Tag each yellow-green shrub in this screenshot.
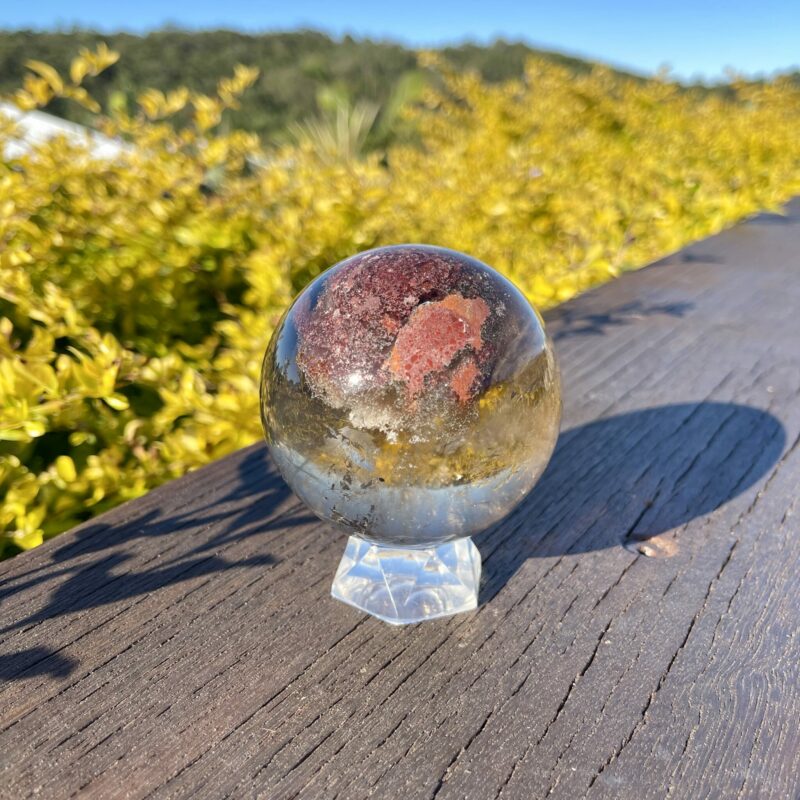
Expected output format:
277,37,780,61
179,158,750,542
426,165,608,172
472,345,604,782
1,48,799,556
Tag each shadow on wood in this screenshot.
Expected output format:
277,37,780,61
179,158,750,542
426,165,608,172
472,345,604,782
477,401,785,603
551,299,693,341
0,646,78,683
0,448,314,681
0,402,785,680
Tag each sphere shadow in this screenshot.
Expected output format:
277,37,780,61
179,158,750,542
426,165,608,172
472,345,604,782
475,402,786,605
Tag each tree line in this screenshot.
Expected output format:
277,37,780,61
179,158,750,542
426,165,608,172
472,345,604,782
0,29,632,138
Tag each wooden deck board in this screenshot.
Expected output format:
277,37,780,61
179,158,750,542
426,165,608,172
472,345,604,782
1,203,799,799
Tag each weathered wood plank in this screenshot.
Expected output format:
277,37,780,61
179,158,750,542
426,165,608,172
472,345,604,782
1,203,799,800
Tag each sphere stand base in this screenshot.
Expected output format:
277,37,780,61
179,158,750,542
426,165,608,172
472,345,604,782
331,535,481,625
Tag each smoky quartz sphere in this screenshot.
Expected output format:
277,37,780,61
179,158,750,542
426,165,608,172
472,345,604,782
260,245,561,548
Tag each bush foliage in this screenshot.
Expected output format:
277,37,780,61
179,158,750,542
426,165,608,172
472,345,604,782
1,47,799,556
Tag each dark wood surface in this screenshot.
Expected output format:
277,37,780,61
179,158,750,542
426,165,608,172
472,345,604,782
2,203,800,800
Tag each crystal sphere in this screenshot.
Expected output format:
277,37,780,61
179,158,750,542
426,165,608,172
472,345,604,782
260,245,561,548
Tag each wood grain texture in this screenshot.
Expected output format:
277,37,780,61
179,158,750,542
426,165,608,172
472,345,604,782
2,203,800,800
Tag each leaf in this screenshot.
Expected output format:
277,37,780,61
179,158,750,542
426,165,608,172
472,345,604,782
138,88,166,119
20,76,53,107
94,42,120,70
24,60,64,93
104,394,130,411
11,89,38,111
14,528,44,550
55,455,78,483
0,428,29,442
23,420,47,438
64,85,101,113
70,56,90,85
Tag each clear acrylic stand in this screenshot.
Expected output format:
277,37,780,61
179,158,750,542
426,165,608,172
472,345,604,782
331,535,481,625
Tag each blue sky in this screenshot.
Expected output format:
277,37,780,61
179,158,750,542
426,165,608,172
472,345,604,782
1,0,798,81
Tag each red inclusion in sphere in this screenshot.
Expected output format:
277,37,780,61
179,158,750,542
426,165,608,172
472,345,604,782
293,246,506,409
